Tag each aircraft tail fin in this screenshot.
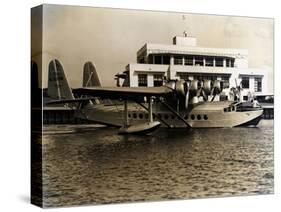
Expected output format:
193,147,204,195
83,62,101,87
47,59,74,100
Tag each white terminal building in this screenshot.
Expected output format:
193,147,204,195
117,35,268,102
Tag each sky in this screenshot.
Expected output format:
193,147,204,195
32,4,274,92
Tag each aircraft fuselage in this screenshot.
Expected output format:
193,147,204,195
74,101,263,128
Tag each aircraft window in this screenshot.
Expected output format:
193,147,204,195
145,114,148,119
232,106,235,111
133,113,137,119
184,115,188,120
139,113,143,119
203,115,208,120
224,107,231,112
191,114,195,120
158,114,162,119
197,115,201,120
164,114,169,119
153,114,156,119
128,114,131,118
171,115,175,120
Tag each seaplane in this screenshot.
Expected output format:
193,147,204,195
46,59,263,134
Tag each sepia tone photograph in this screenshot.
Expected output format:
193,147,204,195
31,4,274,208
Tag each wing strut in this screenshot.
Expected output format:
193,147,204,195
123,98,129,127
148,97,153,123
159,99,191,128
136,100,171,128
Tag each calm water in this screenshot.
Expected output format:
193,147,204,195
41,120,274,207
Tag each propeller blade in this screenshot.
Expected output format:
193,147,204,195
210,87,214,97
185,90,189,110
211,94,216,102
196,87,202,97
202,89,207,101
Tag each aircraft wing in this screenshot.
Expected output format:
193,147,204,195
45,97,96,105
73,86,173,99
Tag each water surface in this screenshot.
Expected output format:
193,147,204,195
42,120,274,207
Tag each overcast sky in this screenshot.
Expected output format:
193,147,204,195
35,4,273,91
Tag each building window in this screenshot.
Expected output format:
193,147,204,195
194,74,216,81
153,74,163,87
226,59,230,67
148,55,153,64
174,56,183,65
243,96,248,101
184,56,193,66
154,55,162,64
163,55,170,65
177,72,189,81
138,74,147,87
230,59,235,67
254,77,262,92
195,56,204,66
215,57,223,67
241,77,249,89
225,58,234,67
205,57,214,67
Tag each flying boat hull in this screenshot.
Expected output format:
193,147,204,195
75,101,263,129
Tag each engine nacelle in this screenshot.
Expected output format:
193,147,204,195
190,80,198,91
173,79,189,109
203,80,212,95
175,79,188,98
213,80,221,92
